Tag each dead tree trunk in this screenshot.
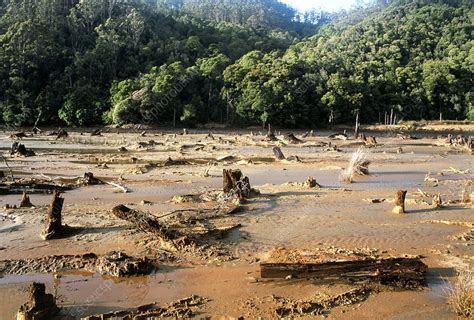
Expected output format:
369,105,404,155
17,282,59,320
112,205,180,240
392,190,407,214
41,190,64,240
19,192,34,208
260,257,427,288
272,147,286,160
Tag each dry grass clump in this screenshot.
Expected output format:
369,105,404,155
340,147,370,183
445,270,473,318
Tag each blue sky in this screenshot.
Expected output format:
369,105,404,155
281,0,360,12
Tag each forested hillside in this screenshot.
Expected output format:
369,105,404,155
0,0,472,128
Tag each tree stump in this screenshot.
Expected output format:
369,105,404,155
264,131,278,142
223,169,244,193
10,142,35,157
19,192,34,208
41,190,64,240
16,283,59,320
284,133,303,144
272,147,286,160
432,194,443,209
80,172,102,186
55,129,68,140
358,133,367,142
392,190,407,214
90,129,102,136
366,136,377,146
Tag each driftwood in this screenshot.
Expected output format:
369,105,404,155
41,190,65,240
82,295,207,320
16,283,59,320
112,205,181,240
260,257,427,287
19,192,34,208
392,190,407,214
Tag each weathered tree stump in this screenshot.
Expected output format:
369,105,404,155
55,129,68,140
16,282,59,320
432,194,443,209
392,190,407,214
305,176,321,188
10,142,35,157
19,192,34,208
264,131,278,142
284,133,303,144
41,190,64,240
366,136,377,146
222,169,257,200
272,147,286,160
223,169,244,193
80,172,103,186
358,133,367,142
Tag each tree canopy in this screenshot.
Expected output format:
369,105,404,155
0,0,472,127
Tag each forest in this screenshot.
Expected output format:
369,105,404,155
0,0,472,128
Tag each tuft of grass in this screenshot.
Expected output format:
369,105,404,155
340,147,370,183
445,270,473,318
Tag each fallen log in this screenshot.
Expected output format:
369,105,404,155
260,257,427,288
112,205,181,240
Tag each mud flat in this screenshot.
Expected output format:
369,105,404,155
0,127,472,319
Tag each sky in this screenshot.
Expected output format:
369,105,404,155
281,0,360,12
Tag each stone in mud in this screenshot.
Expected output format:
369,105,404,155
95,251,154,277
16,282,59,320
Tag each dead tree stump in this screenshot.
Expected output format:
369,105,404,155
392,190,407,214
273,147,286,160
55,129,68,140
222,169,257,200
432,194,443,209
366,136,377,146
41,191,64,240
19,192,34,208
223,169,244,193
16,282,59,320
10,142,35,157
284,133,303,144
264,131,278,142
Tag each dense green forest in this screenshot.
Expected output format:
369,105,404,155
0,0,472,128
